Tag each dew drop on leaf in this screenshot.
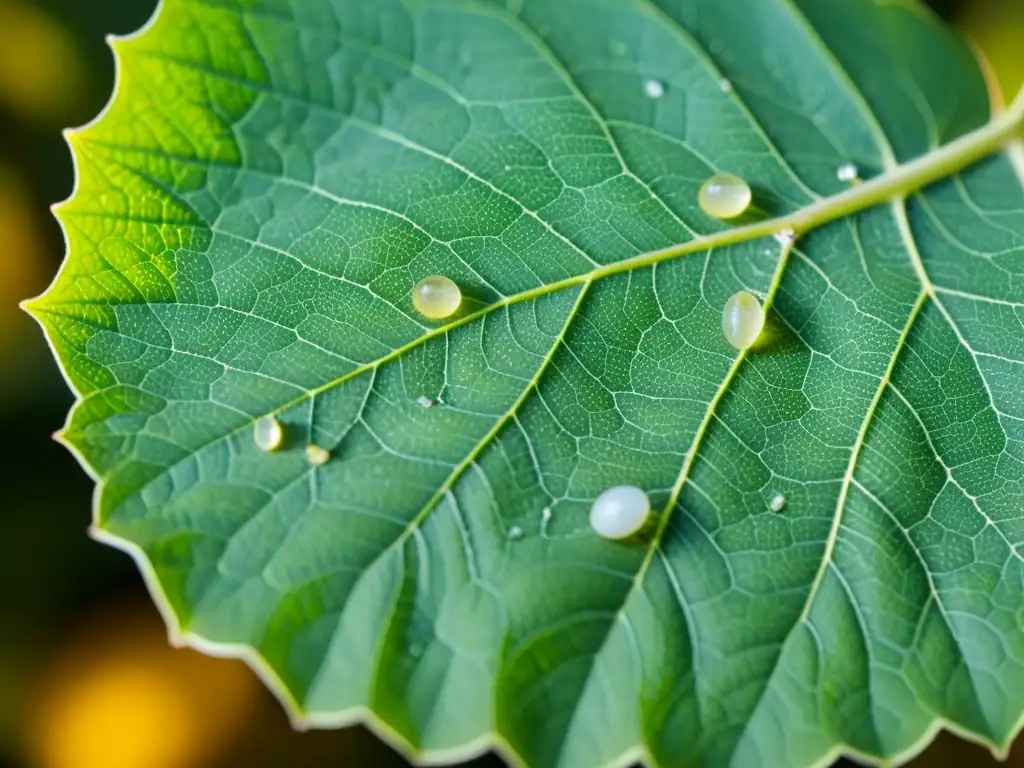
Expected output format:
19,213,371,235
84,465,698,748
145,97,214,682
253,416,283,452
590,485,650,540
698,173,751,219
412,276,462,319
722,291,765,350
305,444,330,466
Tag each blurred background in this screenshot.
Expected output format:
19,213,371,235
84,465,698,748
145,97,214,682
0,0,1020,766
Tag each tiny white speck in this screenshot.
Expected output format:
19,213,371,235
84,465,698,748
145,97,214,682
773,228,797,247
508,525,524,541
503,164,512,172
836,162,859,182
644,79,665,99
542,507,552,523
769,494,786,513
306,444,330,466
719,78,733,93
611,41,627,56
415,395,434,408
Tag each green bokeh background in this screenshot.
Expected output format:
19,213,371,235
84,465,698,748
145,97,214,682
0,1,1020,766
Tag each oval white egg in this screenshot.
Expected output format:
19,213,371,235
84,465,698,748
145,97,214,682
698,172,752,220
253,416,283,452
413,275,462,319
722,291,765,350
590,485,651,540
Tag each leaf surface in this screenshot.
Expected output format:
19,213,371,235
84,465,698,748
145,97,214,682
28,1,1024,766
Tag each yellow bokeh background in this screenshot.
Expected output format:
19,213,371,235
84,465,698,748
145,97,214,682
24,609,258,768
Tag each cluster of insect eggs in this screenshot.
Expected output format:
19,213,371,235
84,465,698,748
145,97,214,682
408,179,768,346
253,174,778,535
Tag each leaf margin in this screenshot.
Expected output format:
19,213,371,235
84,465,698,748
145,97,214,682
20,0,1024,766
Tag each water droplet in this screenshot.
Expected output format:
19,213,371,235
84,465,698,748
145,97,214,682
508,525,524,541
305,444,330,466
590,485,650,540
415,395,434,408
254,416,284,451
769,494,786,513
722,292,765,351
413,275,462,319
772,228,797,247
643,79,665,99
698,173,752,220
836,162,859,183
719,78,733,93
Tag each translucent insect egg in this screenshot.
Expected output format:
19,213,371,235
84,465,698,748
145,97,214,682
305,444,330,466
644,79,665,99
412,276,461,319
253,416,283,451
508,525,524,541
698,173,752,220
769,494,786,513
590,485,651,540
722,291,765,350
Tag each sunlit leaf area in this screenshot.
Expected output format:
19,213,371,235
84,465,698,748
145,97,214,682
3,1,1023,767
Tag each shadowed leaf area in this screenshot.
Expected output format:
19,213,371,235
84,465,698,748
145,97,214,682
26,0,1024,766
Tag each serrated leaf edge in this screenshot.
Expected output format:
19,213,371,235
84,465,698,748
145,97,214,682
19,0,1024,765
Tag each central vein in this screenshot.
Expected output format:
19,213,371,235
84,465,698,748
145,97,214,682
261,86,1024,426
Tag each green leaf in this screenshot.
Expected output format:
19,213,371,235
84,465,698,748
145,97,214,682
26,0,1024,766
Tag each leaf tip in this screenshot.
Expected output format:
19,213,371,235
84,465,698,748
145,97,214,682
17,292,57,326
18,295,40,317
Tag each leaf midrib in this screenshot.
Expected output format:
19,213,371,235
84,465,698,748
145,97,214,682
71,86,1024,596
67,86,1024,440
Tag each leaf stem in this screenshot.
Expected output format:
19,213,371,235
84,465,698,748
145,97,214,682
246,89,1024,427
599,84,1024,278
